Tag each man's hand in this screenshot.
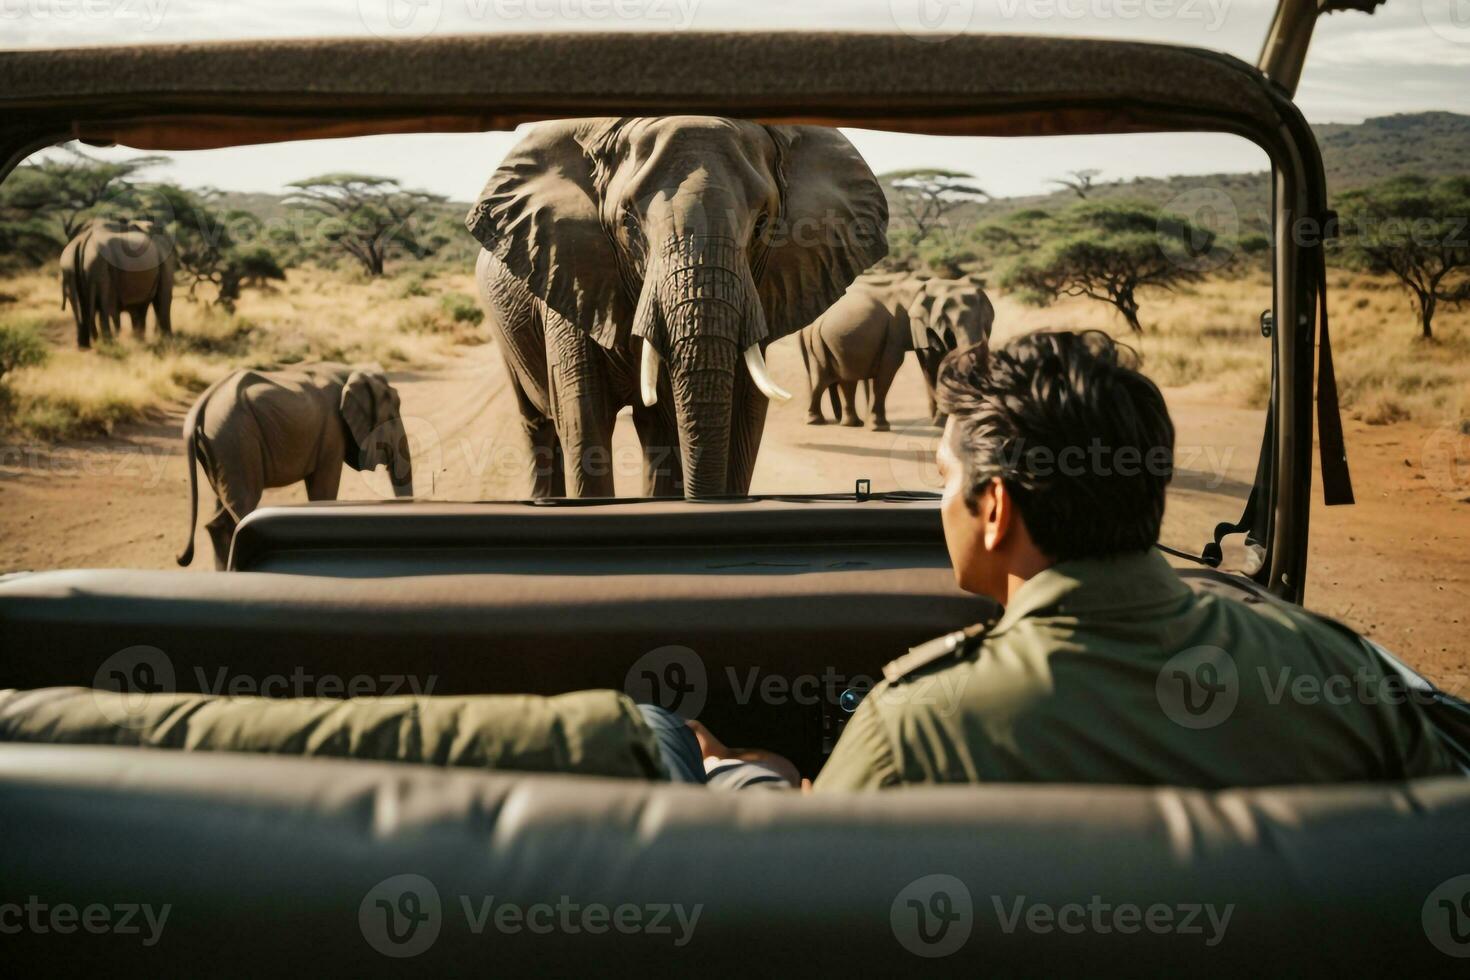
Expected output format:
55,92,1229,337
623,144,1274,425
686,719,803,787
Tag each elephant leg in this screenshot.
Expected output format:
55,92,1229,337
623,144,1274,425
502,360,563,499
632,400,684,498
828,386,842,421
838,381,863,427
870,369,897,432
545,315,615,498
802,336,827,425
129,307,148,339
806,381,829,425
481,256,566,498
527,415,564,499
916,348,944,425
871,348,905,432
305,464,342,502
204,505,236,571
153,283,173,336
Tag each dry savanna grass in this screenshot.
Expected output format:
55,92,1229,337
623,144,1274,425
991,270,1470,425
0,263,486,439
1,261,1466,442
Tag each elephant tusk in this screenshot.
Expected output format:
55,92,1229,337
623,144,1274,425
640,340,661,407
744,344,792,403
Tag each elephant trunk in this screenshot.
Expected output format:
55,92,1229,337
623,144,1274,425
637,241,757,498
670,333,737,498
387,420,414,499
665,267,742,498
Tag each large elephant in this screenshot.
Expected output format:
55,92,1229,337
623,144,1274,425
799,273,994,429
467,117,888,498
176,364,413,569
62,218,175,348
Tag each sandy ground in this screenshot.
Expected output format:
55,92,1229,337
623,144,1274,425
2,338,1466,696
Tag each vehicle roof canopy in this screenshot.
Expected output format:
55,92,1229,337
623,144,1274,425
0,32,1290,152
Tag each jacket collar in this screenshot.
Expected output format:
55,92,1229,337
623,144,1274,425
994,548,1192,632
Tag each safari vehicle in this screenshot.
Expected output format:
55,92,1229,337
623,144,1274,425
1,1,1468,974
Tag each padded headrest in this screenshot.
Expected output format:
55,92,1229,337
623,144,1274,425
2,743,1466,974
0,687,661,780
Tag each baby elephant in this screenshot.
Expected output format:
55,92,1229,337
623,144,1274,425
177,363,414,569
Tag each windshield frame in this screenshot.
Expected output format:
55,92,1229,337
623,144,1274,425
0,31,1334,603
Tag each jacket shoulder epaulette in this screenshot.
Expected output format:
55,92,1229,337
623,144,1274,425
882,612,1000,683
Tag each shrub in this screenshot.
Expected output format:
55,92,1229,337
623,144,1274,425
0,318,48,384
399,277,430,298
439,292,484,325
397,309,452,335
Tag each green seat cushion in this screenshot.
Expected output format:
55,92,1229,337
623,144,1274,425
0,687,663,780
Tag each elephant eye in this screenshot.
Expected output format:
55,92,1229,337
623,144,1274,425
752,212,770,242
621,209,641,242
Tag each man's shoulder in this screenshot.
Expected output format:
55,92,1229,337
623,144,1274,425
1196,585,1372,658
867,613,1060,727
881,608,1004,686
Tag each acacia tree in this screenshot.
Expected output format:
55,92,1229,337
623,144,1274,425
989,200,1221,333
285,174,445,277
4,148,168,241
0,194,57,269
146,184,287,311
880,168,989,248
1050,169,1103,200
1335,175,1470,340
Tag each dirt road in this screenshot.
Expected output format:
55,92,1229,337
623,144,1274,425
2,338,1465,694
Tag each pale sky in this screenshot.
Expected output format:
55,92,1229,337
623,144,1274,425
6,0,1468,199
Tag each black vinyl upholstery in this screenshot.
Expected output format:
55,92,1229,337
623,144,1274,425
0,501,998,774
1,744,1466,975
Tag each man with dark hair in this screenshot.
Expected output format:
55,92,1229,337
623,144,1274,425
812,330,1459,790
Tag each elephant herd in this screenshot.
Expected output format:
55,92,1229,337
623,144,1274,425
469,116,993,500
153,116,992,567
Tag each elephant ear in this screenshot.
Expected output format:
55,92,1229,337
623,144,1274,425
341,370,397,470
906,286,951,352
756,126,888,342
465,119,630,349
908,282,996,351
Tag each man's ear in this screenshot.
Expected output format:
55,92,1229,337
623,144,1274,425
983,478,1014,552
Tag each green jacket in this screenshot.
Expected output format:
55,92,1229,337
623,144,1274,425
815,550,1459,791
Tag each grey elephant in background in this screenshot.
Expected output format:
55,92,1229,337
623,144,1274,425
468,116,888,499
60,218,175,348
799,272,994,429
908,275,996,426
177,364,413,569
58,233,88,346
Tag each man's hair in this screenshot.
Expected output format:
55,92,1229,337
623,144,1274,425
936,330,1173,561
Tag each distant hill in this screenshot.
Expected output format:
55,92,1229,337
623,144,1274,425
926,112,1470,243
201,112,1468,255
1315,111,1470,189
